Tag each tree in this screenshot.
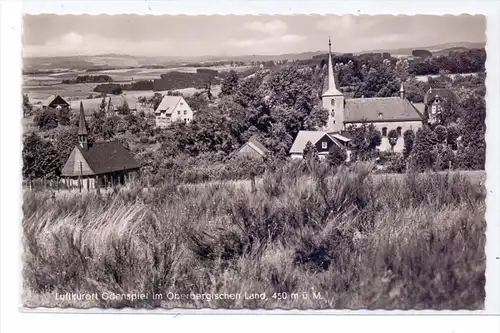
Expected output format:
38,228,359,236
446,123,460,150
326,144,347,167
434,125,448,144
56,107,71,126
35,109,58,131
348,123,382,161
118,100,130,115
22,94,33,118
303,141,319,170
22,132,60,180
409,126,438,172
403,129,415,159
387,129,399,152
220,70,239,96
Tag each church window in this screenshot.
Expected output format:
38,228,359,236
331,110,335,118
331,99,335,106
322,141,327,149
382,127,387,137
397,127,402,136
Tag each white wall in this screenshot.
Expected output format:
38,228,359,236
171,97,194,124
347,120,423,152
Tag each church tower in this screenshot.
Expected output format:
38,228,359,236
322,37,344,133
78,101,88,150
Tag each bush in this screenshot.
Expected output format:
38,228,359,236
23,166,486,309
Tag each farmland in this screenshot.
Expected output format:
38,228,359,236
23,65,250,105
22,164,486,309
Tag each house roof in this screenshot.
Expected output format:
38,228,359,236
344,97,424,123
42,95,69,107
155,96,182,114
240,137,270,156
77,141,141,175
412,102,426,115
289,131,329,154
423,88,456,105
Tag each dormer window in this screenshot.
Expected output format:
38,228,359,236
322,141,327,149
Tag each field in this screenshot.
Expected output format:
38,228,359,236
22,164,486,309
23,65,249,103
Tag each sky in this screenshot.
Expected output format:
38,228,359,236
23,14,486,58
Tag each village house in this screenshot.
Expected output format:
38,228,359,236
289,131,353,160
60,102,141,190
154,95,194,128
236,137,270,159
290,39,425,158
42,94,70,111
423,87,456,125
71,95,142,115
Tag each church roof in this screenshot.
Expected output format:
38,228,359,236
78,101,87,135
77,141,140,175
344,97,424,123
323,39,343,96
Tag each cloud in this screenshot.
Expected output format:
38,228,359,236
23,32,170,57
226,34,305,53
242,20,288,35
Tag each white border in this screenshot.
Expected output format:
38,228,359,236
2,1,499,331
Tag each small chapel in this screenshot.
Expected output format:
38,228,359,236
60,102,141,190
290,39,425,158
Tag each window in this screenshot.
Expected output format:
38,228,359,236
382,127,387,137
331,110,335,118
397,127,402,136
322,141,327,149
177,110,181,115
431,105,437,114
183,110,187,115
331,99,335,106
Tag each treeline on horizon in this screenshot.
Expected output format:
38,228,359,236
90,48,485,95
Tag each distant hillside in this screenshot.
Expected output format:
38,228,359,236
23,41,485,72
360,41,485,56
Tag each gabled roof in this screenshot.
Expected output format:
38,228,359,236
423,88,456,105
155,96,182,114
77,141,140,175
344,97,424,123
239,137,270,157
289,131,328,154
42,94,69,107
412,102,426,116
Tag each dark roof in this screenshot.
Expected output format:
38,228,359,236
344,97,424,123
42,95,70,107
424,88,456,105
78,141,140,175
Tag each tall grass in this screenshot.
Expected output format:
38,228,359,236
22,163,486,309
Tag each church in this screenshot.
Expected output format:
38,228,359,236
60,102,141,190
290,39,425,158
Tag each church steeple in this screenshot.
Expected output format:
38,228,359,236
322,37,344,132
399,81,405,99
324,36,342,96
78,101,88,149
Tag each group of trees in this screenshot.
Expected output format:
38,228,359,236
22,47,486,184
62,74,113,84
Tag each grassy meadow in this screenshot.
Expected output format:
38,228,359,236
22,163,486,309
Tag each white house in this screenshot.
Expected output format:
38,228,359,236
154,95,193,128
